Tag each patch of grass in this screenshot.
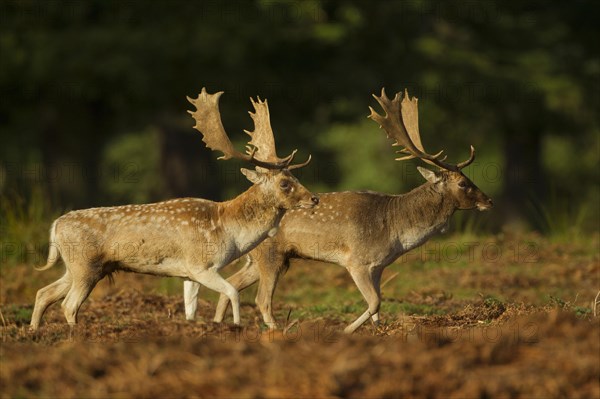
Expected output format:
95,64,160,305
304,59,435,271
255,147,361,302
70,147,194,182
157,277,183,296
338,302,366,316
528,193,595,241
549,294,596,319
549,295,568,309
451,211,492,237
0,187,60,268
1,304,33,326
573,306,592,318
483,295,504,309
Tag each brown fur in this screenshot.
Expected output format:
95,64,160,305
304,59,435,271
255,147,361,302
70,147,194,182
30,168,317,330
203,168,492,333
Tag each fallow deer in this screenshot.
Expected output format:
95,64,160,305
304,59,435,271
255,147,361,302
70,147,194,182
184,88,492,333
30,88,318,330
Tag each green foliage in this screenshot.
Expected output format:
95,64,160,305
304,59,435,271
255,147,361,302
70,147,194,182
0,187,59,267
573,306,592,318
0,1,598,233
549,295,595,319
1,304,33,326
318,119,419,193
527,191,594,238
100,128,164,204
483,295,505,312
451,211,492,237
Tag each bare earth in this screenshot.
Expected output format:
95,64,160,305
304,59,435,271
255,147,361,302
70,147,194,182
1,234,599,398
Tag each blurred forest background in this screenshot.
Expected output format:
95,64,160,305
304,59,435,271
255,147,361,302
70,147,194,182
1,0,599,240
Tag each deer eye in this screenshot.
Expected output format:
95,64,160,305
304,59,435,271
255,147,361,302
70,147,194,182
458,181,468,189
279,180,290,189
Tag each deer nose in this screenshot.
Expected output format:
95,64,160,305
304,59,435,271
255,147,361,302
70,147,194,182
487,198,494,207
311,195,319,205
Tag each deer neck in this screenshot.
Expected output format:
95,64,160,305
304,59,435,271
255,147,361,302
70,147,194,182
390,182,456,251
220,184,285,253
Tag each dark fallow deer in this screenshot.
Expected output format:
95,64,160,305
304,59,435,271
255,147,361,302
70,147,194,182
184,88,493,333
30,88,318,331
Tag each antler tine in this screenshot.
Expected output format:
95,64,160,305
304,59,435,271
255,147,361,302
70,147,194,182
243,95,311,171
287,153,312,170
456,145,476,169
369,88,461,171
245,96,293,164
400,88,427,153
187,88,288,170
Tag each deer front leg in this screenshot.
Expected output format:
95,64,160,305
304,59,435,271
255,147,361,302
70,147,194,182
214,256,260,323
183,280,200,321
254,251,287,329
255,268,283,329
344,266,382,334
370,268,383,324
190,268,241,325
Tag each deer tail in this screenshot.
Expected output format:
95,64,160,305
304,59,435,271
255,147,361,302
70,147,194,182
35,219,61,271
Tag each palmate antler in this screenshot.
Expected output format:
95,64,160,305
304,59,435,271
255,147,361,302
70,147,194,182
187,88,310,170
368,88,475,171
244,97,311,170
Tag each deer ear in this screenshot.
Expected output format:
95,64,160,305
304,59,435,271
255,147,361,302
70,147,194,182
417,166,442,184
241,168,265,184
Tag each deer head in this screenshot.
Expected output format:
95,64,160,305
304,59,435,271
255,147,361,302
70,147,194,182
187,88,318,210
369,88,493,211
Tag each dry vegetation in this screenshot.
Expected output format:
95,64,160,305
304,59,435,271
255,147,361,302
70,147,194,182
1,233,599,398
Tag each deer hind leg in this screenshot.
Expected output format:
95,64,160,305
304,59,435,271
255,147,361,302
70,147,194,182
30,271,73,330
60,264,101,326
214,255,260,323
183,280,200,321
344,266,382,334
191,268,241,325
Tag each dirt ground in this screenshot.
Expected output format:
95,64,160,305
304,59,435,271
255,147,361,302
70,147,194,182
0,291,598,398
1,234,599,398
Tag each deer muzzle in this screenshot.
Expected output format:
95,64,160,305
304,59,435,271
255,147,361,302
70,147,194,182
296,195,319,209
476,197,493,211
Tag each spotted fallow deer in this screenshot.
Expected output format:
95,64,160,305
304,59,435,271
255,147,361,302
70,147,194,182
183,88,493,333
30,88,318,330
